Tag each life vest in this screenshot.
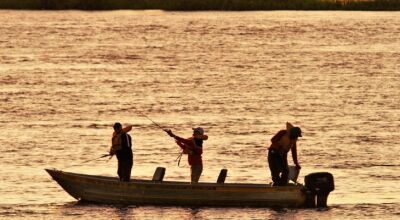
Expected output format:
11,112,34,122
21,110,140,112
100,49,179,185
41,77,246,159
110,132,132,155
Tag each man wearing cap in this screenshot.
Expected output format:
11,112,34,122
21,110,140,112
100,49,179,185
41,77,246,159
165,127,208,183
267,122,302,186
110,122,133,182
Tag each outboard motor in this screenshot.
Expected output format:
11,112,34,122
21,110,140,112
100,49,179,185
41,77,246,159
304,172,334,208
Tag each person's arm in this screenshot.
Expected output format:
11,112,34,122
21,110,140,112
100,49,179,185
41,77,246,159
164,129,192,150
165,129,188,142
173,135,188,144
122,124,133,133
175,140,186,150
165,129,175,137
291,141,301,169
176,137,195,155
286,122,294,131
174,136,186,150
110,135,121,155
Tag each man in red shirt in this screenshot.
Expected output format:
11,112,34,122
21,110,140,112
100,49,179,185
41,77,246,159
268,122,302,186
165,127,208,183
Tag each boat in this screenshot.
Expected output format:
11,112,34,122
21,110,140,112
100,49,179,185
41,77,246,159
45,167,334,208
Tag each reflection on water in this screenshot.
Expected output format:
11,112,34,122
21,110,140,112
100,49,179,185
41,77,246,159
0,10,399,219
51,202,398,220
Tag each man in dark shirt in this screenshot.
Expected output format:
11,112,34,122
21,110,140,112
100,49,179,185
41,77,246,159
268,122,302,186
111,122,133,182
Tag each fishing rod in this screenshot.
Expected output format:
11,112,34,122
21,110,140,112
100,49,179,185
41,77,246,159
140,113,183,166
140,113,168,133
63,154,111,169
80,154,111,163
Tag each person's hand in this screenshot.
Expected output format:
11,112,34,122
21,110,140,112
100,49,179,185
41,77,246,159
109,148,116,156
164,129,174,137
295,164,301,170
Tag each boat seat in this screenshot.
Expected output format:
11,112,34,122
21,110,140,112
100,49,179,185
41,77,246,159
152,167,165,182
217,169,227,183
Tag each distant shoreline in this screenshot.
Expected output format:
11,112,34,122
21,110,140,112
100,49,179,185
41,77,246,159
0,0,399,11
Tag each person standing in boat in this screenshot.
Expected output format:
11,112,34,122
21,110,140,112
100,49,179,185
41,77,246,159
110,122,133,182
165,127,208,183
268,122,302,186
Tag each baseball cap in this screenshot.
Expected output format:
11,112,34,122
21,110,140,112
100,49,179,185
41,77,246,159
192,127,205,135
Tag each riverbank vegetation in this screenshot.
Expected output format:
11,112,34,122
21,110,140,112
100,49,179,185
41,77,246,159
0,0,398,10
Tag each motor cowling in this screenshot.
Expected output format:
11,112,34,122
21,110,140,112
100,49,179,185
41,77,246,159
304,172,334,208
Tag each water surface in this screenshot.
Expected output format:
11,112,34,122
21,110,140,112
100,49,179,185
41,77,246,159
0,10,399,219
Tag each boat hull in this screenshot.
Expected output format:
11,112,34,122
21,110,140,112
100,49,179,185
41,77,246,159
46,169,306,207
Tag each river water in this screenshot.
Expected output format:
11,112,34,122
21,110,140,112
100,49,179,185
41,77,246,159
0,10,399,219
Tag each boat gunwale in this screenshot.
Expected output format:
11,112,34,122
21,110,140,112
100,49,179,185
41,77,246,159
45,168,304,189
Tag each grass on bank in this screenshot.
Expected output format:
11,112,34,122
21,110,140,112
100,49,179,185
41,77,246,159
0,0,399,10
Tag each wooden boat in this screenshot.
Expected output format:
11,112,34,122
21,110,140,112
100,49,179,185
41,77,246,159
45,168,334,208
